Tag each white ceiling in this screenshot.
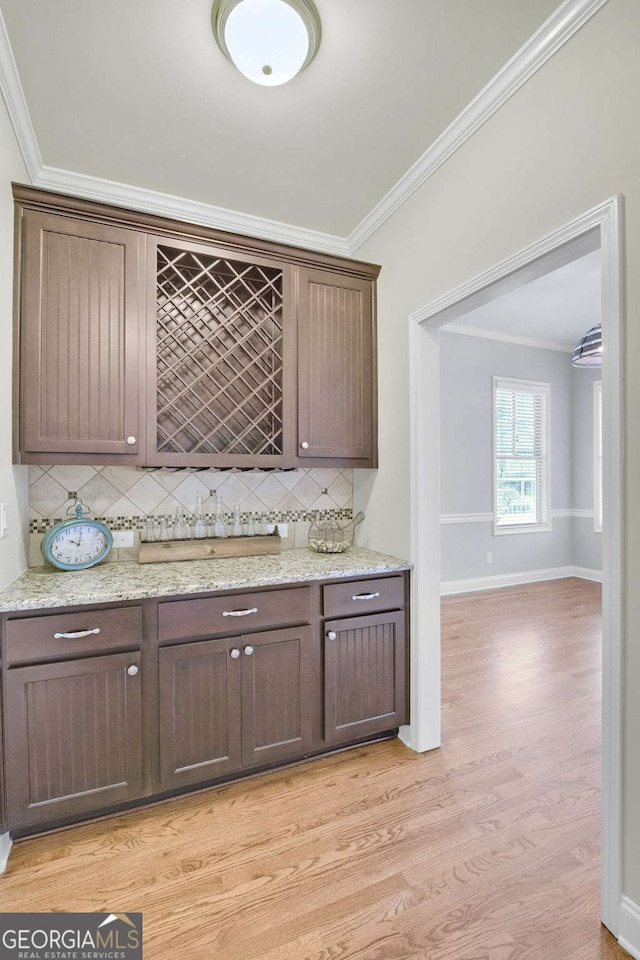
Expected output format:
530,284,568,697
450,249,601,348
0,0,560,235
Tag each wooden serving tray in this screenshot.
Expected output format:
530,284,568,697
138,534,282,564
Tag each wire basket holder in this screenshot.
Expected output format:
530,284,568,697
308,512,364,554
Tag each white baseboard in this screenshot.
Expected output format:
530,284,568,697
573,565,603,582
619,896,640,960
441,564,603,595
441,566,574,595
0,832,12,874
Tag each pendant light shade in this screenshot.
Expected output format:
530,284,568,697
572,323,602,367
212,0,321,86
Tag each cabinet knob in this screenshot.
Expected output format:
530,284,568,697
244,645,255,656
230,648,241,659
126,436,137,446
326,631,337,641
127,664,139,676
300,441,310,450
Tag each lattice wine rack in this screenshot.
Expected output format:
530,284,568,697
156,244,285,458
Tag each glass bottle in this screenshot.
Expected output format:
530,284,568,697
173,507,188,540
206,489,216,538
143,516,156,543
194,496,207,539
246,515,256,538
159,518,170,542
214,495,227,538
232,504,243,537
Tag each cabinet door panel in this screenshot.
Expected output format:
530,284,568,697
241,627,314,767
21,211,143,457
324,612,405,744
298,268,374,461
4,652,143,830
159,638,242,787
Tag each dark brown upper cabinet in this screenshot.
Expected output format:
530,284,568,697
17,209,146,464
146,236,296,468
13,185,379,468
297,268,375,464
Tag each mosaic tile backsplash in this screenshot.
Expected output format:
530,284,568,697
28,465,353,566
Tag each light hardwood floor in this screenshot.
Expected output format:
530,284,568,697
0,578,628,959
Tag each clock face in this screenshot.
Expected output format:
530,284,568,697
44,521,112,570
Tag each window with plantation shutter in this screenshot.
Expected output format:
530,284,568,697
493,377,551,534
594,381,603,533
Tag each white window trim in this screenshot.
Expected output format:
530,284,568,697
493,376,552,536
594,379,603,533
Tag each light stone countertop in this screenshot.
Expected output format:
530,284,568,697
0,546,411,612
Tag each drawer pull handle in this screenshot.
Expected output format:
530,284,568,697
53,628,101,639
222,607,258,617
230,648,241,659
326,631,337,640
351,592,381,601
244,645,254,656
126,436,137,445
127,664,139,677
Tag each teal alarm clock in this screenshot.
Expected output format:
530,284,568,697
41,499,113,571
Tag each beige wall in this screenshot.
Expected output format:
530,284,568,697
0,93,28,588
354,0,640,905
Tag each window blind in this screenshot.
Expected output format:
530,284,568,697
494,378,550,531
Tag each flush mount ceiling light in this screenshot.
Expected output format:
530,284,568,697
212,0,321,86
571,323,602,367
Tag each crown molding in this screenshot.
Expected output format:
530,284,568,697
0,11,347,258
0,7,41,180
0,0,609,258
346,0,610,254
32,165,350,256
442,322,574,353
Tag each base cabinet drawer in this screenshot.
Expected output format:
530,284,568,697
322,576,404,619
4,652,144,830
159,626,314,790
323,611,406,744
5,605,142,664
158,587,310,641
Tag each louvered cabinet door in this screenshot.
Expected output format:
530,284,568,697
297,268,375,464
158,638,242,788
19,211,144,459
323,612,406,744
240,627,315,768
4,652,144,830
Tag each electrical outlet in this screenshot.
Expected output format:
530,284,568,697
277,523,288,538
112,530,135,548
486,552,492,564
0,503,7,539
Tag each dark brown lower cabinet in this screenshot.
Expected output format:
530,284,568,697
159,637,242,788
159,626,314,789
0,575,408,837
241,627,314,767
323,611,406,744
4,652,143,830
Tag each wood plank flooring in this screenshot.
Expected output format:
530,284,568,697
0,577,629,959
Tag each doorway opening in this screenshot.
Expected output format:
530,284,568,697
405,197,623,936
